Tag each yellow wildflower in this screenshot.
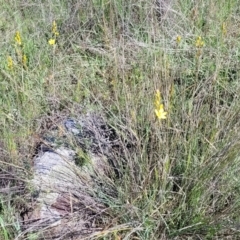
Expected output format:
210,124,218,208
176,35,181,44
154,89,167,120
155,104,167,120
22,54,27,68
195,36,204,48
7,56,13,70
154,89,161,107
48,38,56,45
15,31,22,45
52,20,59,36
222,22,227,36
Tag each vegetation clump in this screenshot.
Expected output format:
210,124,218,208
1,0,240,239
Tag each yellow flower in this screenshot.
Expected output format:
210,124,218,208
195,36,204,48
15,31,22,45
154,89,167,120
155,104,167,120
222,22,227,36
22,54,27,68
176,35,181,44
48,38,56,45
154,89,161,107
7,56,13,70
52,20,59,36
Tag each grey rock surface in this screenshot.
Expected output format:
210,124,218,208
21,113,119,239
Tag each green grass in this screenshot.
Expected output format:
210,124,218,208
1,0,240,239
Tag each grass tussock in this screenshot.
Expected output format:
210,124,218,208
1,0,240,239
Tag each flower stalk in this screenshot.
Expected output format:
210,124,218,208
154,89,167,120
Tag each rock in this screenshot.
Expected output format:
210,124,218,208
21,113,119,239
